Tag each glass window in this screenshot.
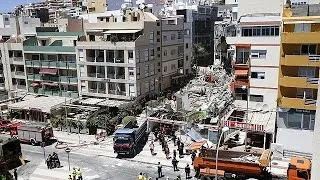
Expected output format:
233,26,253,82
144,49,149,61
251,72,265,79
303,113,310,130
310,114,315,130
164,50,167,56
288,111,302,129
149,31,154,43
163,35,167,41
250,95,264,102
164,66,167,72
171,34,176,40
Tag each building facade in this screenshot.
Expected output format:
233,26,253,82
276,4,320,156
76,8,161,100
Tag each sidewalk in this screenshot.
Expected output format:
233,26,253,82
53,131,193,168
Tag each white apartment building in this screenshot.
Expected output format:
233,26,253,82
237,0,283,19
226,14,281,148
76,8,162,100
0,15,41,98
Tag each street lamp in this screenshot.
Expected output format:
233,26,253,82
215,126,229,180
241,85,249,152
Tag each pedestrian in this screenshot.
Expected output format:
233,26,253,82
177,138,181,148
149,141,155,155
46,154,52,169
191,151,196,165
13,169,17,180
165,146,170,159
138,172,144,180
172,157,179,171
72,167,77,180
157,162,163,178
172,134,176,146
68,175,72,180
185,164,190,179
161,140,165,151
173,149,177,159
77,168,83,180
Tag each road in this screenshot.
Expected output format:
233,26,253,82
19,143,194,180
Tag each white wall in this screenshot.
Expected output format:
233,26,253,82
250,46,280,67
311,87,320,179
238,0,283,19
250,67,279,89
249,88,278,110
277,128,314,154
225,0,238,5
227,36,280,46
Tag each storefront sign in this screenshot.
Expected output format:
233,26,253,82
221,120,264,132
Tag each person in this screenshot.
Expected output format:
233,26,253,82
172,134,176,146
77,168,83,180
177,138,181,148
68,175,72,180
185,164,190,179
191,151,196,165
165,145,170,159
157,162,162,178
52,152,60,168
138,172,144,180
149,141,155,155
46,154,52,169
172,157,179,171
173,150,177,159
13,169,17,180
72,167,77,180
176,175,182,180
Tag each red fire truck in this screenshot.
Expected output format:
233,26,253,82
12,123,54,146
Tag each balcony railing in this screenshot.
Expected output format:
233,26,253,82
12,57,23,62
89,89,97,93
307,77,319,85
25,60,77,69
17,85,26,89
278,97,317,111
15,71,25,76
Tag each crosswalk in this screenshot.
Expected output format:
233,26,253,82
28,160,71,180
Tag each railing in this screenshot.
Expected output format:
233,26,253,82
17,85,26,89
117,91,126,96
15,71,25,76
98,89,106,94
89,89,97,93
86,57,95,62
96,57,104,62
309,55,320,62
97,73,105,78
116,74,125,79
88,73,96,78
107,74,115,79
108,90,116,95
13,57,23,62
307,77,319,85
25,60,77,69
305,99,317,105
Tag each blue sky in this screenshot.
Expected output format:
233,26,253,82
0,0,43,13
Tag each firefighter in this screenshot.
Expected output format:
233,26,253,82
177,138,181,148
157,162,162,178
172,157,179,171
138,172,144,180
72,168,77,180
77,168,83,180
173,149,177,159
68,175,72,180
191,151,196,165
46,154,52,169
52,152,60,168
185,164,191,179
172,134,176,146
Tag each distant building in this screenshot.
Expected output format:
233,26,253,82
84,0,107,13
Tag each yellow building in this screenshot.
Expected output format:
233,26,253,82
276,4,320,156
86,0,106,13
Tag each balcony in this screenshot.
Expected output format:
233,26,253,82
234,79,249,87
282,32,320,44
23,46,76,53
279,77,319,89
281,55,320,67
10,57,24,64
25,60,77,69
278,97,316,111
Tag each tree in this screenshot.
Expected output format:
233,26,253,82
51,114,65,131
122,116,136,126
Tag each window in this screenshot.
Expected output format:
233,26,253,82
171,64,176,70
251,72,265,79
137,67,140,79
164,50,167,56
144,49,149,61
295,23,311,32
250,95,264,102
171,34,176,40
89,35,95,41
145,65,149,77
251,50,267,59
150,49,154,57
301,44,316,55
128,50,134,58
157,47,161,51
24,21,28,24
150,64,154,75
186,56,189,61
136,50,140,62
171,49,176,55
186,43,189,49
298,67,315,78
157,22,160,26
236,48,250,64
168,20,175,24
242,26,279,37
150,79,155,91
164,66,167,72
163,35,167,41
145,81,150,92
4,17,9,21
129,84,135,97
157,31,160,35
178,31,183,39
149,32,154,43
129,67,134,80
185,29,190,35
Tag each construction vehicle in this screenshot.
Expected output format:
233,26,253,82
193,149,272,180
194,148,312,180
113,120,147,156
287,157,311,180
15,123,54,146
0,135,22,171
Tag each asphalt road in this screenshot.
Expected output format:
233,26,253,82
19,143,194,180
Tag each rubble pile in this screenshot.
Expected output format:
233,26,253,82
231,154,260,163
176,65,233,123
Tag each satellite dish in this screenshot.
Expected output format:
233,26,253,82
261,104,269,112
255,103,262,111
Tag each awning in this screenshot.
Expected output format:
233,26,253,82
235,69,248,76
187,140,206,151
39,68,57,75
235,44,251,48
31,82,39,87
103,29,141,34
41,82,58,86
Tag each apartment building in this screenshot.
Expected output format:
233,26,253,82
160,16,185,90
24,29,82,98
84,0,107,13
276,4,320,156
0,15,41,98
76,8,161,100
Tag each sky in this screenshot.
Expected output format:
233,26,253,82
0,0,43,13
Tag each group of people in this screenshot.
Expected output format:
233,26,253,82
46,152,60,169
67,167,82,180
